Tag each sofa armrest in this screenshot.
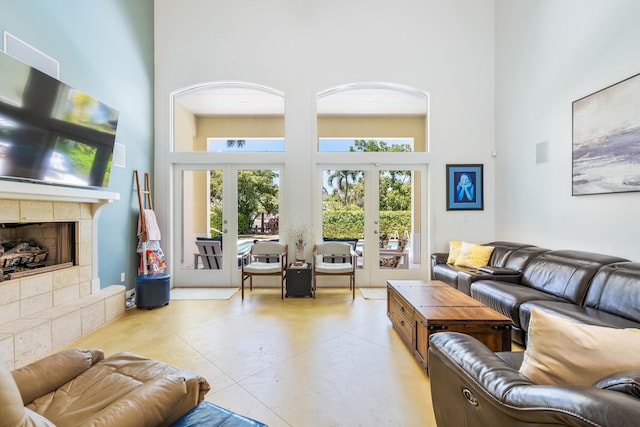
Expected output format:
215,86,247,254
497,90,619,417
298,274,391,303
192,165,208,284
431,252,448,265
428,332,640,427
161,370,211,426
12,348,104,405
430,252,449,279
593,370,640,398
52,375,189,427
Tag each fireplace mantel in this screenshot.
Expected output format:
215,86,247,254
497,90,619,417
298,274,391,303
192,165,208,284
0,181,120,204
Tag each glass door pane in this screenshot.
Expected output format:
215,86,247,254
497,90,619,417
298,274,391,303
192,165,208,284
377,168,421,271
174,167,233,286
322,168,365,269
236,168,281,266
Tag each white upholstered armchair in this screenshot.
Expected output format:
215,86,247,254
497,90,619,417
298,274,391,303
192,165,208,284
240,242,288,300
312,242,356,299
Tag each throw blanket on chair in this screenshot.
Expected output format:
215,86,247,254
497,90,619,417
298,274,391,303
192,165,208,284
138,209,162,241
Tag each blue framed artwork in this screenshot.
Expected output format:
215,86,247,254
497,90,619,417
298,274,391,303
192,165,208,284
446,164,484,210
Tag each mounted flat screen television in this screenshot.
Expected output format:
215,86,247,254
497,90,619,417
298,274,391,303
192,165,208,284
0,51,119,188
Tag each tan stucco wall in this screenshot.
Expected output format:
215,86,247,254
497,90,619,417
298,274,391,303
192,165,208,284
318,115,426,151
195,115,285,148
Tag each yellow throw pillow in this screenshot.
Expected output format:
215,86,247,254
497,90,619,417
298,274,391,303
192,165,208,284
446,240,462,264
453,241,494,268
519,309,640,387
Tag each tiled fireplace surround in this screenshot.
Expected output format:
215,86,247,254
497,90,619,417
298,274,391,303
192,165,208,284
0,183,125,370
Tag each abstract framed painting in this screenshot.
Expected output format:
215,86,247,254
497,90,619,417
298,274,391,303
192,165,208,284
446,164,483,210
573,72,640,196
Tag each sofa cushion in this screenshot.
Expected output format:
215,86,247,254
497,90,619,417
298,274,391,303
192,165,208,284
519,300,640,334
519,308,640,387
470,280,565,327
502,246,549,272
521,250,628,305
454,241,494,268
0,365,55,427
456,269,521,296
583,262,640,323
484,241,534,268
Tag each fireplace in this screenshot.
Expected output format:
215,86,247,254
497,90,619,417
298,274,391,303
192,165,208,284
0,181,119,289
0,195,109,364
1,222,76,281
0,182,125,370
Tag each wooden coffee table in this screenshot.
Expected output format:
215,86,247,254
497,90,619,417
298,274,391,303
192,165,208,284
387,279,512,373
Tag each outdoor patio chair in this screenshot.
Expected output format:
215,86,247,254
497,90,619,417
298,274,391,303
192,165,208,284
194,240,222,269
312,242,356,299
379,237,409,269
241,242,288,299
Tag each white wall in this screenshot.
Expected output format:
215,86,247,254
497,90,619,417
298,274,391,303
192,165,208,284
154,0,497,265
495,0,640,260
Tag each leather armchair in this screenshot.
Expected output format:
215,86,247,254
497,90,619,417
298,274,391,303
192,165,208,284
2,348,210,427
428,332,640,427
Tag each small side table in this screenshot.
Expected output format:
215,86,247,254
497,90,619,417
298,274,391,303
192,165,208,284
286,263,313,297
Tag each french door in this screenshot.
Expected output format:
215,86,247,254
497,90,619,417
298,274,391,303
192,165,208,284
318,163,428,287
173,164,281,287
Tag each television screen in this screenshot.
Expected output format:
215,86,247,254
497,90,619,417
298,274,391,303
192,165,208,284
0,51,119,188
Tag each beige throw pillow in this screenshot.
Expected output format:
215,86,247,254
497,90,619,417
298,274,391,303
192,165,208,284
519,308,640,387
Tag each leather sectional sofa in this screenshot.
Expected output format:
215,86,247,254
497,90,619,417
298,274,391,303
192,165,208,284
429,242,640,426
1,347,210,427
428,332,640,426
431,241,638,345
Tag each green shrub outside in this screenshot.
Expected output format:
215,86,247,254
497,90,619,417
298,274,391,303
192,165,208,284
210,207,410,240
322,210,410,239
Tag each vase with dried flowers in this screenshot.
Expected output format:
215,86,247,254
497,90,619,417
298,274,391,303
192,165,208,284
287,222,310,261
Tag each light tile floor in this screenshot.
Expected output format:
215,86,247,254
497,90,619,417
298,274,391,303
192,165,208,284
64,288,437,427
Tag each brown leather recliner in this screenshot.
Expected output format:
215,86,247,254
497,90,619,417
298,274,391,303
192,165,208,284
428,332,640,427
0,348,210,427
